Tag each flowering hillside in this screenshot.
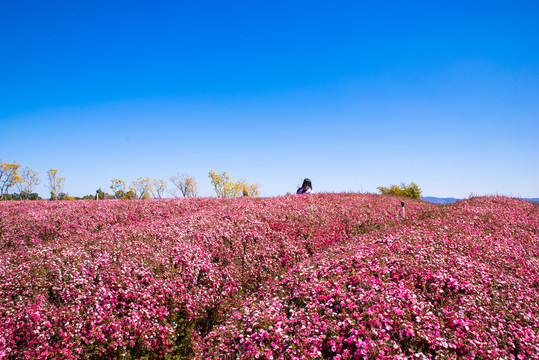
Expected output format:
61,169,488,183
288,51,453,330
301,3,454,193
0,194,538,359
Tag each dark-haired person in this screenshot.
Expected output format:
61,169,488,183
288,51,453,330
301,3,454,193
296,178,312,194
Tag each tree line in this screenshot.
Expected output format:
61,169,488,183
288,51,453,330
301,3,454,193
2,158,421,201
0,158,260,200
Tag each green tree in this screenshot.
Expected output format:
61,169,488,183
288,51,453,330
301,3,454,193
7,192,41,200
377,182,422,200
57,192,74,200
110,179,136,199
96,188,113,200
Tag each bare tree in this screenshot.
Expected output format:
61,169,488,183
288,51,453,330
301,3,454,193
152,178,167,199
169,173,198,197
47,169,65,200
16,166,41,199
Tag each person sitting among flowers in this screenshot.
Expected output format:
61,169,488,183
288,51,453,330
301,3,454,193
296,178,312,194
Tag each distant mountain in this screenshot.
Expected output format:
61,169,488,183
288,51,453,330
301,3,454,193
422,196,539,205
422,197,462,205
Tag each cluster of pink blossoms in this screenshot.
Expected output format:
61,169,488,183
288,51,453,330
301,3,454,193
0,194,537,359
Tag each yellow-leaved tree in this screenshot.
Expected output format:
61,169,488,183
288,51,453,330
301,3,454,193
110,179,136,199
131,177,152,199
110,178,126,194
208,170,260,198
240,181,260,197
377,182,422,200
0,159,22,200
152,178,167,199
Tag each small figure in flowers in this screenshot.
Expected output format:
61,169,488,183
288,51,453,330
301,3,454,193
296,178,312,194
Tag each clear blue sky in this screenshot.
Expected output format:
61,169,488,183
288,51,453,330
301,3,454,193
1,0,538,198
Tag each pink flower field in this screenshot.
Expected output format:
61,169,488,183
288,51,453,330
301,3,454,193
0,194,538,359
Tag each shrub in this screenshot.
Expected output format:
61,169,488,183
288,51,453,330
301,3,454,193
377,182,422,200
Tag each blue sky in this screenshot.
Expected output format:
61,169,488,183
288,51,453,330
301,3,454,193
1,0,538,198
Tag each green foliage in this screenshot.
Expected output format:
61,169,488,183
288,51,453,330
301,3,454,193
142,192,152,200
57,193,74,200
27,193,42,201
110,179,136,199
96,188,113,200
5,192,42,201
377,182,422,200
112,189,136,200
